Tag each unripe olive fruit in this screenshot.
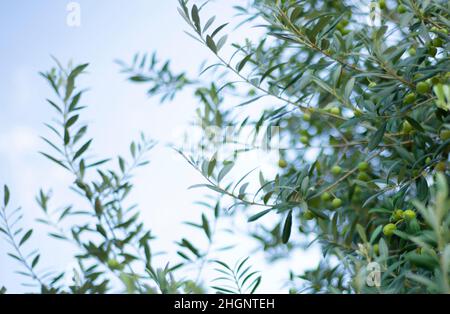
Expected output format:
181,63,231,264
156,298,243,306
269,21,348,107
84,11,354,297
331,165,342,176
321,192,331,202
402,120,413,133
430,26,448,35
303,210,315,220
440,129,450,141
393,209,404,221
358,162,369,171
373,244,379,254
357,172,370,181
330,107,341,115
430,76,440,84
332,198,343,208
383,223,396,236
278,159,287,168
107,259,121,270
404,209,416,220
300,136,309,145
408,47,416,56
379,0,386,10
397,5,407,14
416,81,430,94
432,38,443,48
403,92,416,105
435,161,447,172
303,113,311,121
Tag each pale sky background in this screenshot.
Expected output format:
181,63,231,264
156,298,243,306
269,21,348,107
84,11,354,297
0,0,321,293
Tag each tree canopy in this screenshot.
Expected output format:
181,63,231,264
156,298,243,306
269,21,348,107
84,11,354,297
1,0,449,294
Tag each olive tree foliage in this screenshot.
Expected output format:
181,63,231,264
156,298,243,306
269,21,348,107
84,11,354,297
1,58,264,294
1,0,449,294
0,56,266,294
120,0,450,293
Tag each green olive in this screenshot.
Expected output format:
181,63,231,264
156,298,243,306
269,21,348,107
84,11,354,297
408,47,416,56
397,5,407,14
331,165,342,176
402,120,413,134
383,223,396,236
440,129,450,141
332,198,343,208
430,76,440,85
340,28,350,36
300,130,309,136
358,162,369,171
303,113,311,121
357,172,370,181
432,38,443,48
330,107,341,115
300,136,309,145
321,192,331,202
107,259,122,270
416,81,430,94
404,209,416,220
373,244,379,254
403,92,416,105
278,159,287,168
393,209,404,221
430,27,448,34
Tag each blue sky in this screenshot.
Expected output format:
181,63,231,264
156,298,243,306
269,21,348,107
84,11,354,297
0,0,320,293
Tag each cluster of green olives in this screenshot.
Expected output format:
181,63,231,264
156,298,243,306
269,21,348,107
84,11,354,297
336,18,350,36
320,191,342,209
402,74,443,106
382,208,416,236
357,161,371,182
